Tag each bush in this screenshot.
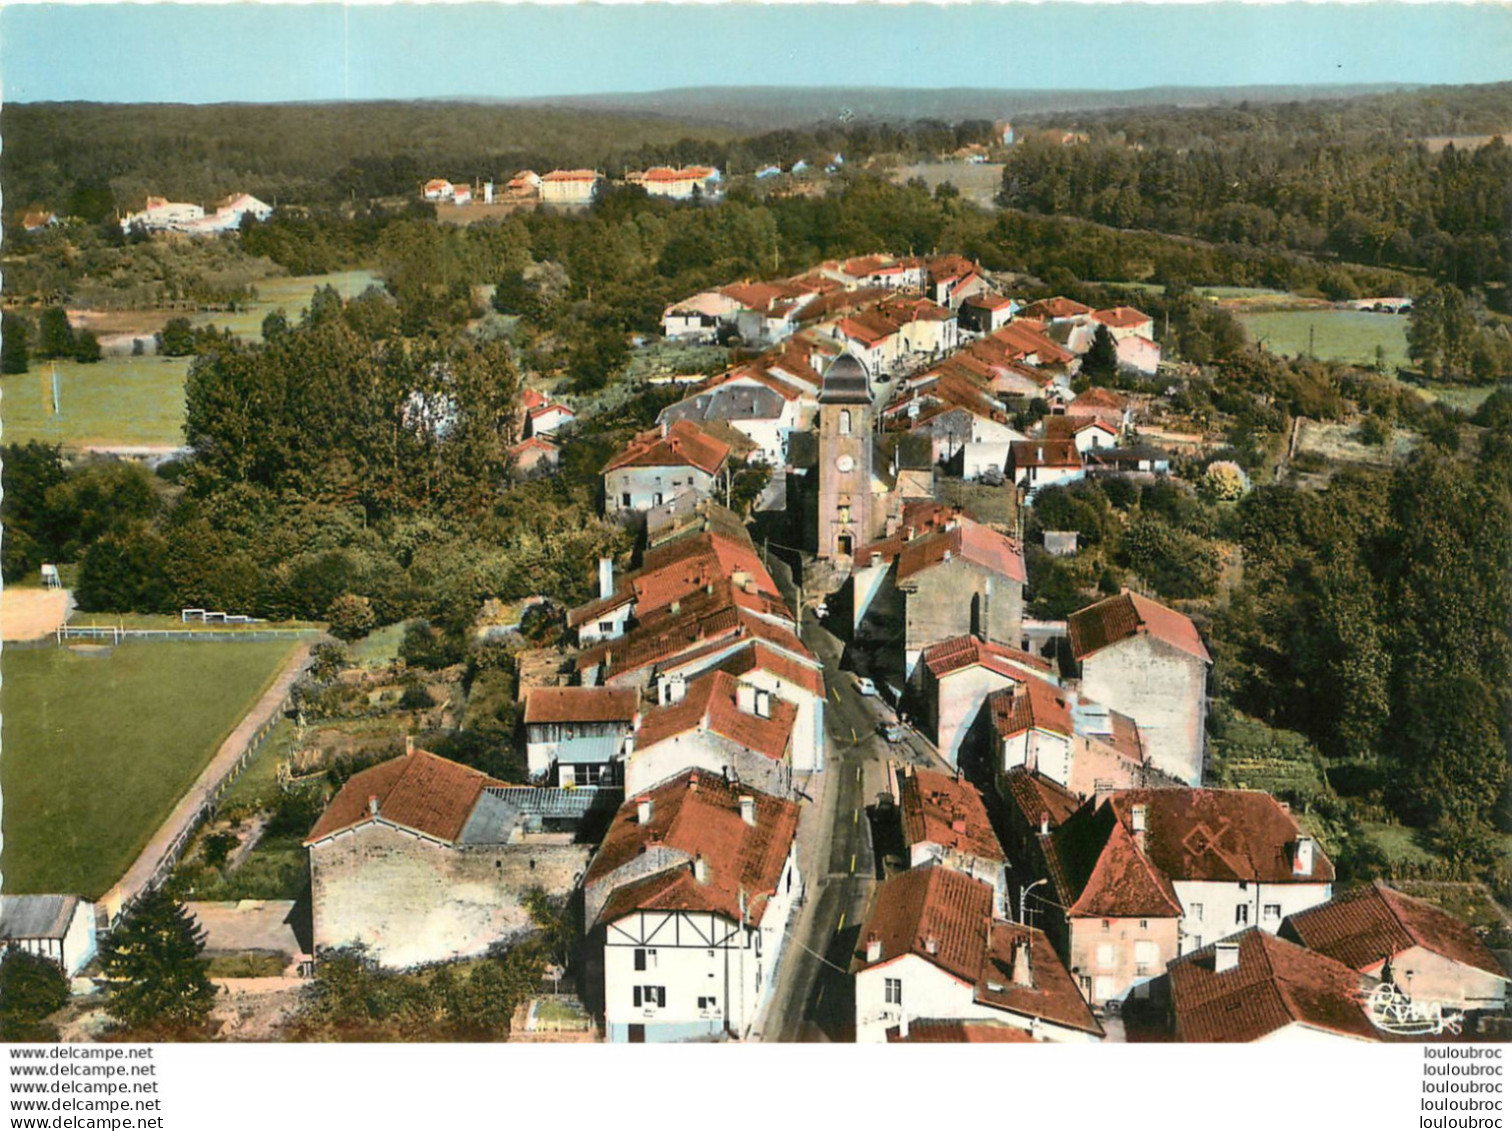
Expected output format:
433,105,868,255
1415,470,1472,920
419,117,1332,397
399,619,465,671
0,948,70,1041
326,593,377,642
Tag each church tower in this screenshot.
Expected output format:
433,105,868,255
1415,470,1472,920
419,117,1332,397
816,353,874,561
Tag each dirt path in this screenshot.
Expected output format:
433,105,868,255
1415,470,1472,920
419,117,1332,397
1,586,73,642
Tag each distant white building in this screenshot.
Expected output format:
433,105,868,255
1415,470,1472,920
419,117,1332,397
0,895,98,976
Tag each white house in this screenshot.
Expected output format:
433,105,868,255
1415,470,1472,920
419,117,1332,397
1068,590,1210,787
1009,438,1085,495
586,771,801,1042
0,895,98,976
523,685,638,786
913,635,1054,767
602,420,730,516
539,169,602,206
853,866,1103,1044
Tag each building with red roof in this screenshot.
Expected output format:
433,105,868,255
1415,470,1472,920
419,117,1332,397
1030,787,1334,1007
844,502,1027,696
852,866,1103,1043
911,634,1051,765
898,767,1007,909
1091,305,1156,340
1009,437,1085,495
1152,928,1379,1043
585,770,801,1042
988,676,1153,801
507,434,560,478
539,168,603,205
1281,881,1510,1012
1069,590,1211,785
1021,296,1093,323
603,420,731,517
305,750,592,968
523,686,639,786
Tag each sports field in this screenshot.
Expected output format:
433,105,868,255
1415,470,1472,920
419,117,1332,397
0,639,300,899
1240,309,1410,369
0,354,193,449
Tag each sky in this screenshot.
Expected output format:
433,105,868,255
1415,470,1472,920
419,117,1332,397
1,2,1510,104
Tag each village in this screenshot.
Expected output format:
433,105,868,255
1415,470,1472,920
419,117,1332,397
11,240,1502,1049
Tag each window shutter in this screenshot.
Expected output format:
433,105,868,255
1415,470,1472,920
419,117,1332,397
633,986,642,1007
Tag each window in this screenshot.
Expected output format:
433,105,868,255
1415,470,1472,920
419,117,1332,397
632,985,666,1009
1096,943,1116,969
653,492,664,507
1238,882,1249,892
1235,904,1250,926
620,493,631,508
1101,920,1111,932
838,504,851,524
1078,975,1092,998
633,948,656,971
598,620,613,633
1139,920,1149,930
1190,903,1204,920
697,996,720,1014
1134,940,1159,976
839,409,852,436
884,978,902,1006
1263,904,1282,922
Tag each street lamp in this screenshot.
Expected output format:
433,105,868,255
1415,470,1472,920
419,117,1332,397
1019,878,1048,928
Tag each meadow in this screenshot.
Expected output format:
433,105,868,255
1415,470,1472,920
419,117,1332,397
1239,308,1410,369
191,269,382,340
0,638,300,899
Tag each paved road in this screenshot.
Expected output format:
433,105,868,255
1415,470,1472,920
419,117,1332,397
765,612,892,1042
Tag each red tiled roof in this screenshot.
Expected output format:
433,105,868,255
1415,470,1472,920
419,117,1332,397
922,635,1052,681
835,312,899,347
1010,439,1082,469
886,1020,1035,1043
523,686,638,726
1092,306,1152,330
1001,767,1082,833
635,670,797,762
900,768,1006,863
1109,789,1335,886
1068,591,1211,664
1055,807,1184,919
856,866,994,986
528,402,575,419
962,293,1015,311
1067,386,1129,411
542,169,601,182
602,420,730,477
508,435,559,455
1282,881,1507,980
988,676,1075,739
976,920,1105,1036
715,642,825,699
1167,929,1378,1043
986,323,1076,367
304,750,502,845
1021,297,1092,320
588,771,799,926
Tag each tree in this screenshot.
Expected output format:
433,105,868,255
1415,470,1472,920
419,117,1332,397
36,307,75,359
2,311,30,374
326,593,377,641
1083,324,1119,380
1406,284,1475,381
156,317,197,358
98,886,217,1036
0,947,70,1042
73,329,102,364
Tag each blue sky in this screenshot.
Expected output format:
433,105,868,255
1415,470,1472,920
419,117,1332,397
2,3,1510,104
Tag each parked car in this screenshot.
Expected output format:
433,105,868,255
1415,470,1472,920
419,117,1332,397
854,675,878,697
879,722,907,744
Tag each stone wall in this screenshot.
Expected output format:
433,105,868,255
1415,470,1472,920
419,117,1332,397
310,822,590,969
1079,637,1207,786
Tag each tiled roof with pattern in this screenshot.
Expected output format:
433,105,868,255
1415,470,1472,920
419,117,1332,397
602,419,730,476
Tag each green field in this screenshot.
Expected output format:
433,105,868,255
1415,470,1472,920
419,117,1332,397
1240,309,1410,369
0,639,300,899
0,355,192,449
191,269,382,340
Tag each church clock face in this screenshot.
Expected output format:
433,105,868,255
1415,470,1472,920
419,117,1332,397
835,454,856,473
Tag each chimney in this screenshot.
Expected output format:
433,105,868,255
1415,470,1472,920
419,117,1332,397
1012,941,1035,989
924,933,939,956
740,795,756,827
636,796,653,825
688,771,700,794
1294,835,1316,878
755,690,772,719
598,557,614,600
1039,811,1050,837
1215,940,1240,974
405,734,414,755
737,683,758,714
951,815,968,834
368,795,380,817
662,673,687,705
692,853,709,884
865,933,883,963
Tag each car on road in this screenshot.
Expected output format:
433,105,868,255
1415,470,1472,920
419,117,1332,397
854,675,878,697
878,720,907,744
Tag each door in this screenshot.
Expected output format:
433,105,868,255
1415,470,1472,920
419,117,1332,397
627,1024,645,1044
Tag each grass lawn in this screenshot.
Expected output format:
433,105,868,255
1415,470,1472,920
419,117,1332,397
1416,381,1510,414
191,270,382,341
1240,309,1409,369
347,621,409,668
0,639,300,899
66,611,321,634
0,355,192,449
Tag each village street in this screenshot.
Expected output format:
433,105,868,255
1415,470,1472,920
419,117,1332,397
763,608,890,1042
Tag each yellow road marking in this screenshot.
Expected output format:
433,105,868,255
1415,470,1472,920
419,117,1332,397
851,727,857,744
837,912,846,931
850,853,857,874
853,809,859,825
816,985,826,1008
856,765,862,783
